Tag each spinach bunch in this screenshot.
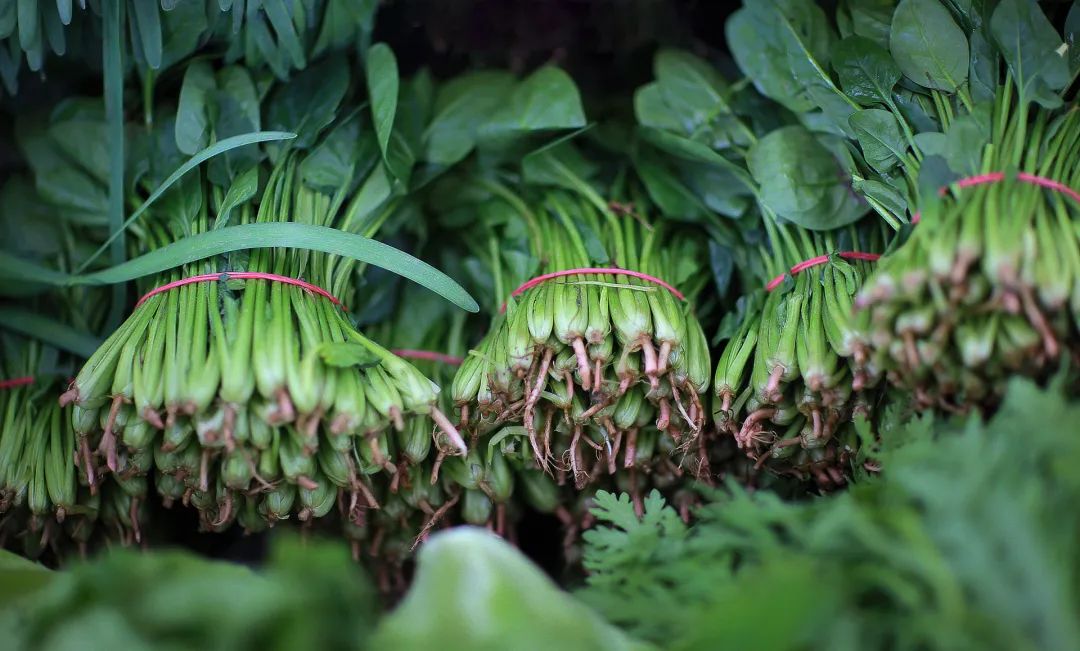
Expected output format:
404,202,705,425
726,0,1080,410
55,50,483,557
0,335,155,564
631,48,892,488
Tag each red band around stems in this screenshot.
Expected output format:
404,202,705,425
500,267,685,313
0,376,34,390
135,272,344,310
391,349,465,366
767,172,1079,291
765,251,882,292
911,171,1080,224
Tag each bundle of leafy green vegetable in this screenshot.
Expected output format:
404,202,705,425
629,48,893,486
53,50,482,547
0,134,153,562
0,335,154,562
448,182,712,487
725,0,1080,410
578,377,1080,651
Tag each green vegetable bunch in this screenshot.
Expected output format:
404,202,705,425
630,48,892,485
448,179,712,492
725,0,1080,410
59,54,471,542
712,224,887,487
1,336,149,562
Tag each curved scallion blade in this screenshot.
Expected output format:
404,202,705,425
75,131,298,274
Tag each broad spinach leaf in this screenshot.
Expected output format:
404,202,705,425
889,0,969,92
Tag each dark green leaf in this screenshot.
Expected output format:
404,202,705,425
422,71,515,165
79,131,297,272
1067,3,1080,75
728,1,828,113
131,0,163,69
654,49,731,134
849,108,907,172
847,0,894,47
944,114,988,175
300,115,367,191
913,131,947,156
633,82,682,133
158,0,206,71
637,127,754,190
990,0,1070,104
207,66,263,185
853,177,908,218
635,152,708,222
969,28,999,104
748,125,867,230
366,43,399,173
522,140,598,192
832,36,902,107
479,66,586,141
263,0,305,69
890,0,969,91
0,306,102,358
266,57,349,150
0,1,16,40
175,61,215,155
212,166,258,230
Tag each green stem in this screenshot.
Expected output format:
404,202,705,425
103,0,126,331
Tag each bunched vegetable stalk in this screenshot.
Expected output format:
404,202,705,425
59,59,468,537
631,47,894,484
0,336,149,561
712,220,887,486
447,177,712,490
725,0,1080,411
859,94,1080,408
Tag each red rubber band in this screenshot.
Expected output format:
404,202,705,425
912,171,1080,224
0,376,34,390
500,267,685,313
391,349,464,366
135,272,344,310
765,251,881,292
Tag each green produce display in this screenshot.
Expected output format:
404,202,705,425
725,0,1080,409
1,0,1079,648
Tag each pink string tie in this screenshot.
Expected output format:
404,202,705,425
136,272,345,310
392,349,464,366
765,251,881,292
767,171,1079,290
500,267,685,313
912,171,1080,224
0,376,35,390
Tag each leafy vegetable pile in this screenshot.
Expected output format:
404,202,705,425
629,46,893,484
724,0,1080,410
1,336,150,559
1,0,1080,648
